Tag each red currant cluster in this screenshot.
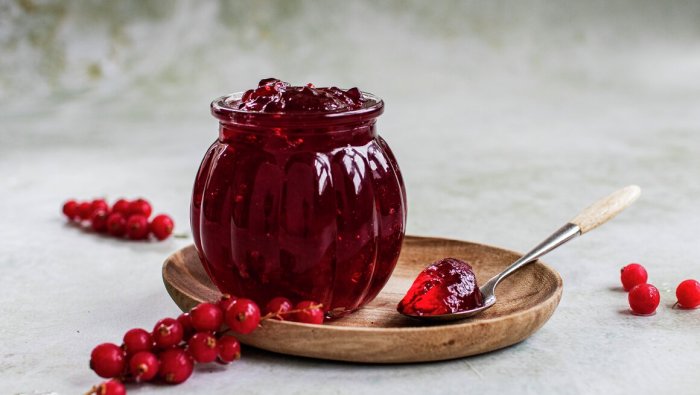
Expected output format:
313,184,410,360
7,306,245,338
62,198,174,241
87,295,324,394
620,263,700,315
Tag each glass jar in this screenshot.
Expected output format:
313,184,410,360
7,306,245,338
191,91,406,318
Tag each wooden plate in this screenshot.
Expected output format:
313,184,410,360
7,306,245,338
162,235,562,363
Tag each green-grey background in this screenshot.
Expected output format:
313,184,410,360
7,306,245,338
1,1,699,394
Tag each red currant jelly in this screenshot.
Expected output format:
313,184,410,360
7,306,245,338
191,79,407,318
398,258,483,316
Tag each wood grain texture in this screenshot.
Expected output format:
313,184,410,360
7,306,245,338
570,185,641,234
162,235,563,363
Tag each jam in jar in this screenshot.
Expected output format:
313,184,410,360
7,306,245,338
191,79,407,318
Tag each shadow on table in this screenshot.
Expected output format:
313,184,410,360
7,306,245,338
61,220,186,254
232,340,516,371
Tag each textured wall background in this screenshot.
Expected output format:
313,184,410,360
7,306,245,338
3,1,700,109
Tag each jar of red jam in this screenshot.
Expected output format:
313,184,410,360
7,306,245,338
191,79,407,318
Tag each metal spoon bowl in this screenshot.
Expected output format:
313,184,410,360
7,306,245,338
401,185,641,322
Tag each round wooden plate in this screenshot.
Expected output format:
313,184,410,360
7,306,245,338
162,235,563,363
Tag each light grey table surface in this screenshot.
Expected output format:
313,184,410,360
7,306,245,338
2,2,699,394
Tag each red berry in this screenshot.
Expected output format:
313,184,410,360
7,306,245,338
150,214,174,240
92,379,126,395
62,200,79,220
224,298,261,334
218,294,237,312
128,198,152,218
190,302,223,332
187,332,218,363
106,213,127,237
152,318,184,348
126,215,149,240
90,343,125,378
265,297,293,320
91,209,111,233
157,348,193,384
128,351,159,382
177,313,195,340
293,301,325,324
628,283,660,315
216,336,241,364
78,202,94,221
676,279,700,308
91,199,109,213
620,263,648,291
123,328,153,354
111,199,131,216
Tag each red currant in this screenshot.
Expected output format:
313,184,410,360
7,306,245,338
122,328,153,354
62,200,79,220
216,335,241,364
126,215,149,240
177,312,195,340
106,213,127,237
676,279,700,308
91,209,110,233
111,199,131,216
78,201,94,221
265,297,292,320
128,351,159,382
90,343,126,378
218,294,237,312
224,298,261,334
150,214,174,240
187,332,218,363
620,263,648,291
293,301,324,324
90,379,126,395
128,198,152,218
628,283,660,315
157,348,194,384
152,318,184,348
91,199,109,214
190,302,223,332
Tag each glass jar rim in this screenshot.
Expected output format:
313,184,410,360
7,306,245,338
211,91,384,128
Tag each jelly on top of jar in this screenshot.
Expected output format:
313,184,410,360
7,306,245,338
193,79,406,319
232,78,365,113
211,78,384,130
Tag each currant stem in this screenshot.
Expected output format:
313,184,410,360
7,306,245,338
260,303,324,321
218,302,324,330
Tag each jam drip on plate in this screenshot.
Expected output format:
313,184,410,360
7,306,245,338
398,258,483,316
232,78,365,113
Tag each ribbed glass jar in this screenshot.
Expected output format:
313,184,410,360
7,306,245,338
191,91,406,318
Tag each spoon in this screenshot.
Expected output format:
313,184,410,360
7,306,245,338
402,185,641,322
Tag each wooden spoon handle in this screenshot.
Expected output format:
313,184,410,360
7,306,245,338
570,185,641,234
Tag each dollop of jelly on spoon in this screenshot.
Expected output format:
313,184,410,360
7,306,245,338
397,258,483,316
